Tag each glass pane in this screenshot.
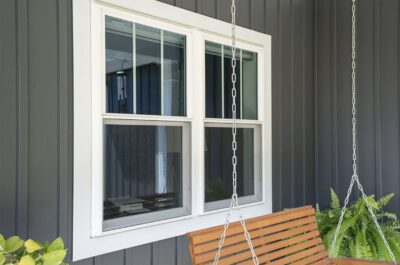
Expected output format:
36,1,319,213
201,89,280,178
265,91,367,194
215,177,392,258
104,124,183,220
242,50,258,119
223,45,241,119
136,24,162,115
105,16,134,114
105,16,187,116
205,41,258,120
163,31,186,116
205,41,223,118
204,127,254,202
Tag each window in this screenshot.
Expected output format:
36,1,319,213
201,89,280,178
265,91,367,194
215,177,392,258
103,15,190,230
73,0,271,260
204,41,262,211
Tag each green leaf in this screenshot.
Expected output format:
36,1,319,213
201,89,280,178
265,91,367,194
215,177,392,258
377,193,395,208
47,238,64,253
18,255,35,265
5,236,24,253
25,239,43,253
0,235,5,252
0,253,6,265
330,189,340,210
42,250,66,265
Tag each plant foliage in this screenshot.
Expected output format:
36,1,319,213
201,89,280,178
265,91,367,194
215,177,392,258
316,189,400,262
0,235,68,265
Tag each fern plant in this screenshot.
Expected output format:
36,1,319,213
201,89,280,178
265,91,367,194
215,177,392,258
316,189,400,262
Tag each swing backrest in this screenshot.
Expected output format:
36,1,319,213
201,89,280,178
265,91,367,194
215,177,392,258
186,206,330,265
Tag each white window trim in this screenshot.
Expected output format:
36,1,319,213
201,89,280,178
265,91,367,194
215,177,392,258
73,0,272,261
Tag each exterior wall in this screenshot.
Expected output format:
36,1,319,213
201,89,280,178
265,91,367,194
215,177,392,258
315,0,400,215
0,0,314,264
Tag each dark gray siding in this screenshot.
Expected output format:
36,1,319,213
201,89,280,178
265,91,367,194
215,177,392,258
0,0,315,264
315,0,400,215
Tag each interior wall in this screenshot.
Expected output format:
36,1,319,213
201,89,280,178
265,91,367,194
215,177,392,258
315,0,400,215
0,0,314,264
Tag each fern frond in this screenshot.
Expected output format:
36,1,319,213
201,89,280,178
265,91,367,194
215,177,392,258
377,193,395,209
317,188,400,262
330,189,341,210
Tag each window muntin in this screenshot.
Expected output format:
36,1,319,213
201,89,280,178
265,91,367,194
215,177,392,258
205,41,258,120
106,16,186,116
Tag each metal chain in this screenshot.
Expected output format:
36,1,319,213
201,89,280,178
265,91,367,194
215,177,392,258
213,1,259,264
329,1,397,263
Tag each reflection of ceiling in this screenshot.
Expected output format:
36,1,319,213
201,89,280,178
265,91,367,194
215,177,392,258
205,41,256,61
106,49,163,74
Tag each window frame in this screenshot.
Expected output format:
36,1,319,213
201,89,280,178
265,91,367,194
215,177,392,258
73,0,272,261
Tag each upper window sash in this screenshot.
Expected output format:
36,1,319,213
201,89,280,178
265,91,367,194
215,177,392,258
201,33,265,124
105,16,187,116
93,6,194,120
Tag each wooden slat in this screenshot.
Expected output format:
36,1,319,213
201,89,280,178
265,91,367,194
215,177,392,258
312,257,332,265
265,238,322,262
187,206,313,238
222,238,322,265
193,217,318,255
245,244,326,265
291,251,329,265
268,244,326,265
189,207,315,244
195,228,321,264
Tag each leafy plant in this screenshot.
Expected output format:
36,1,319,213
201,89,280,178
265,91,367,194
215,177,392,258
316,189,400,262
0,235,68,265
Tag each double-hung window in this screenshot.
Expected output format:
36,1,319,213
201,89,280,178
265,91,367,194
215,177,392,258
204,40,262,211
102,15,190,231
73,0,271,260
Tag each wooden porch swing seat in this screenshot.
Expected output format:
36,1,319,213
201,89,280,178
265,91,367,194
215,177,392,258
186,206,394,265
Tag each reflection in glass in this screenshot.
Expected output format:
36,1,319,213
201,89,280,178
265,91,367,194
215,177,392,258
105,16,133,114
242,50,258,119
136,24,161,115
205,41,258,120
104,125,183,220
105,16,186,116
224,46,241,119
204,127,254,202
205,41,222,118
163,31,186,116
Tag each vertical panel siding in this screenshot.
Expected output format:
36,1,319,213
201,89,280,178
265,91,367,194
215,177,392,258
315,0,400,215
0,0,315,264
0,0,17,238
28,0,59,241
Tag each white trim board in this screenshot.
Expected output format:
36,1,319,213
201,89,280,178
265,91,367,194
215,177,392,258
73,0,272,260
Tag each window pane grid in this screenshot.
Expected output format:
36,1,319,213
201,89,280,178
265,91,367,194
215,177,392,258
106,15,186,117
205,41,258,120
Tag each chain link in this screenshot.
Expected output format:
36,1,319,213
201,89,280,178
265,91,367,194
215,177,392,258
329,1,397,263
213,1,259,264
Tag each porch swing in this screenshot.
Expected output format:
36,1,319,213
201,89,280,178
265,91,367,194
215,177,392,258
186,0,398,264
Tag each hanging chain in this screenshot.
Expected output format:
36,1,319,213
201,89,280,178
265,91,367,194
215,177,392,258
213,1,259,264
329,1,397,263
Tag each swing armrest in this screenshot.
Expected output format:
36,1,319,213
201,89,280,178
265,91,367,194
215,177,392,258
331,258,395,265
